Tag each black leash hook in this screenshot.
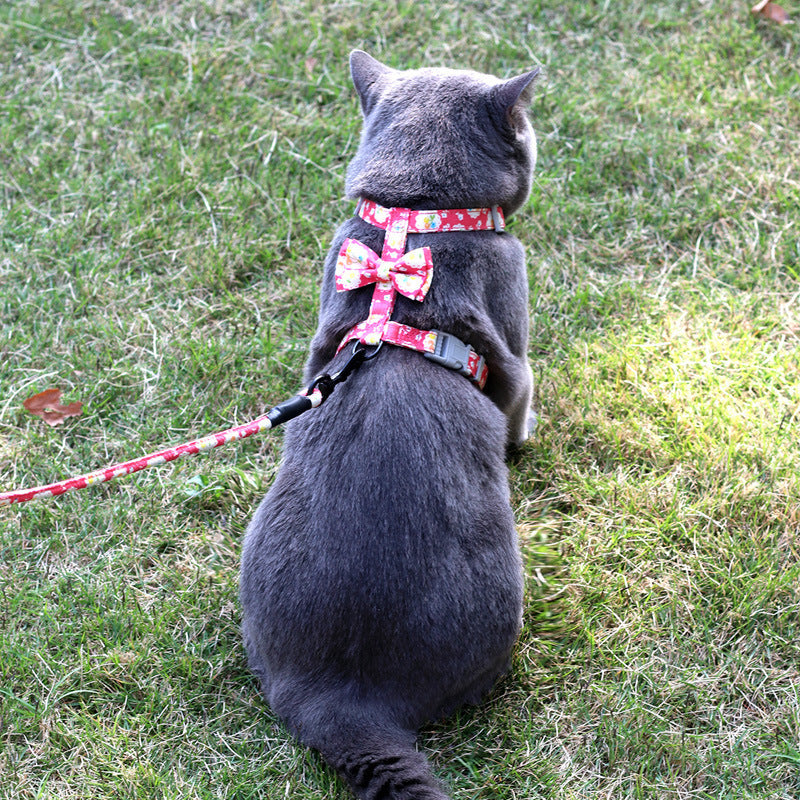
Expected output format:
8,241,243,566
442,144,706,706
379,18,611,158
265,341,382,428
308,340,382,401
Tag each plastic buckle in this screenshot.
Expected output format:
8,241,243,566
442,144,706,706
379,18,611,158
491,206,505,233
424,331,483,384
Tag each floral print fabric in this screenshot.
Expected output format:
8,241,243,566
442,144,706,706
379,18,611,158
358,198,504,234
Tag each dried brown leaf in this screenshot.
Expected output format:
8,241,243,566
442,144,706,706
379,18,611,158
23,388,83,426
752,1,792,23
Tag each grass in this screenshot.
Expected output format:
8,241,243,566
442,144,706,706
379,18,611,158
1,0,799,798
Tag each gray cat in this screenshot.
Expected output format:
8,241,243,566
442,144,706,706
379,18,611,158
240,50,539,800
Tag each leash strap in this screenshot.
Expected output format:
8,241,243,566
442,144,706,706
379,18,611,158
0,414,281,506
0,344,375,507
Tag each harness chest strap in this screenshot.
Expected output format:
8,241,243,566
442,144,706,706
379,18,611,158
334,199,506,389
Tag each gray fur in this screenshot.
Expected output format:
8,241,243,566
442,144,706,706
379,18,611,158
239,51,539,800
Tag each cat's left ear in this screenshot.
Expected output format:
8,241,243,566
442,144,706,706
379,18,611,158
350,50,392,116
493,67,541,130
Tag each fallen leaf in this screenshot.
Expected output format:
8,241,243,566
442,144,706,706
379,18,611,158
23,388,83,427
751,0,792,23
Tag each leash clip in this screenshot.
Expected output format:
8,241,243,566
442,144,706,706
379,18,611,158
307,340,382,403
424,331,484,384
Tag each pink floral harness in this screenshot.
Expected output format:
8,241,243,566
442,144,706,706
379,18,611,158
334,198,506,389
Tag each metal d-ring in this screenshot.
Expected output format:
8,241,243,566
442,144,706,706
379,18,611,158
353,339,383,361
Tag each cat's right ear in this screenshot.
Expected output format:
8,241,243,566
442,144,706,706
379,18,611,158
350,50,392,116
493,67,541,133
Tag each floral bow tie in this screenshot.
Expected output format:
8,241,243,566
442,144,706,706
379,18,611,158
335,238,433,302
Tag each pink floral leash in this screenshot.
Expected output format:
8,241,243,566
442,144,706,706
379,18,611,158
1,199,505,507
0,345,370,507
0,414,280,506
335,198,505,389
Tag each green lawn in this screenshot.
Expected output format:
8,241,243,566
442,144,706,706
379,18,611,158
1,1,799,798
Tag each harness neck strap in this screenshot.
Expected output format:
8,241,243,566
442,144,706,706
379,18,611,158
356,197,505,234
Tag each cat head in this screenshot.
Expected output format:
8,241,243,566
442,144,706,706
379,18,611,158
344,51,540,216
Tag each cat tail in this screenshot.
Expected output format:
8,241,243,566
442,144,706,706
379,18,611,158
301,709,452,800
